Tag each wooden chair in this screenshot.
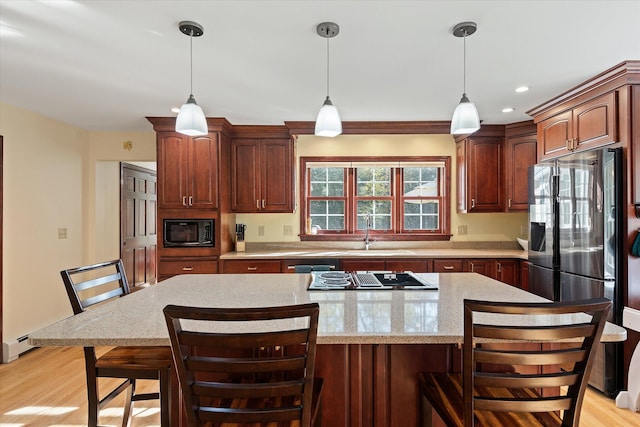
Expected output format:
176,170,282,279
418,298,611,427
163,302,323,427
61,259,172,427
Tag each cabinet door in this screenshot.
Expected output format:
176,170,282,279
189,135,219,209
433,259,464,272
468,138,504,212
456,139,467,212
466,259,493,277
505,134,537,211
495,259,519,286
520,261,530,291
537,110,572,160
158,133,189,209
261,139,293,212
231,139,261,212
573,92,617,152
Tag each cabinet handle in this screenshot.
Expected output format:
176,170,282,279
497,263,502,273
572,138,577,150
508,199,512,208
443,265,455,270
182,196,187,207
182,267,194,271
287,265,296,270
188,196,193,206
247,266,258,271
262,199,266,209
471,198,475,209
257,200,260,209
469,263,474,272
566,139,571,151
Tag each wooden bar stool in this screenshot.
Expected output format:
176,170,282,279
163,302,323,427
418,298,611,426
61,259,172,427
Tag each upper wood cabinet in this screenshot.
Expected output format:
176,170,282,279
456,129,505,213
536,92,617,160
231,137,294,213
157,133,220,209
504,122,537,212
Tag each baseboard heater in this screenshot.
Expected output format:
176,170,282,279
2,335,35,363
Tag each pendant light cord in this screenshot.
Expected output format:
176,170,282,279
462,30,467,94
325,33,330,97
189,29,194,96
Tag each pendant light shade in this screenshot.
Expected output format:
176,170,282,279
176,94,208,136
450,22,480,135
315,22,342,137
176,21,207,137
315,96,342,137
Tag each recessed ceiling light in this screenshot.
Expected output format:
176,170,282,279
171,107,180,113
515,86,530,93
502,107,515,113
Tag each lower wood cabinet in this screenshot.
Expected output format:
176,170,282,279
158,258,218,281
385,259,432,272
340,259,386,271
221,259,282,273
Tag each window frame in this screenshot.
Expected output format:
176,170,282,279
300,156,452,241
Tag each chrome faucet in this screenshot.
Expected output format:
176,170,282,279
364,213,372,250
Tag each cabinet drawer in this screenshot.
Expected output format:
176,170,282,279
341,259,386,271
159,259,218,275
386,259,431,272
433,259,464,272
222,260,282,273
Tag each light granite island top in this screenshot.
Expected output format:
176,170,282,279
29,272,625,347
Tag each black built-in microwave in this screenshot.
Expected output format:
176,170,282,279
163,219,214,247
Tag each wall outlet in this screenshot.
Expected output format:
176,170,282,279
58,227,67,239
258,225,265,236
457,225,467,235
283,225,293,236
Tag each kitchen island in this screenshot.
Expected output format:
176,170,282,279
29,272,626,427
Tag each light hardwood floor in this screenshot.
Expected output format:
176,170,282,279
1,346,639,426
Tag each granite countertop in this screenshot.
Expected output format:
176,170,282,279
220,248,528,260
29,273,625,347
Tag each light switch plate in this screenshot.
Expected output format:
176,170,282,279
58,228,67,239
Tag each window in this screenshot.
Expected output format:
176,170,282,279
301,156,451,241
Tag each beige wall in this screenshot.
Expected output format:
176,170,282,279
0,102,155,343
236,134,528,243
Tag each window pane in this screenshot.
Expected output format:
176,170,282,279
310,167,344,197
357,167,391,196
404,167,438,196
310,200,345,231
357,200,391,230
404,200,439,230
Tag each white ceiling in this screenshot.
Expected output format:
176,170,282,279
1,0,639,133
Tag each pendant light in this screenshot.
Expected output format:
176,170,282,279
450,21,480,135
175,21,208,136
315,22,342,137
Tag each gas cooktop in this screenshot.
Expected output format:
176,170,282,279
307,271,438,291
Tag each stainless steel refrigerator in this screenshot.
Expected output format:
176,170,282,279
528,147,622,396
